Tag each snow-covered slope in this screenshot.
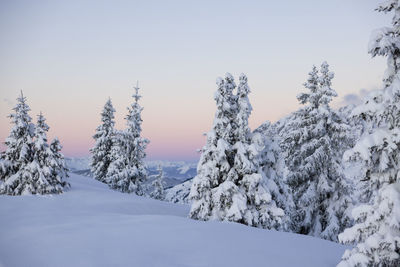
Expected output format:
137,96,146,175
0,173,347,267
165,178,193,204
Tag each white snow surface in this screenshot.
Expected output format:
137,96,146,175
0,173,347,267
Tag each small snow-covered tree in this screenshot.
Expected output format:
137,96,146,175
107,84,149,195
48,137,69,190
190,73,283,229
106,130,130,191
281,62,352,241
30,112,61,194
150,165,165,200
90,98,115,183
338,2,400,265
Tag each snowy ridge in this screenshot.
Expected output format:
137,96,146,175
0,173,347,267
65,157,91,171
65,157,197,181
165,178,193,204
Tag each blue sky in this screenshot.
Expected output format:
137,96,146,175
0,0,390,160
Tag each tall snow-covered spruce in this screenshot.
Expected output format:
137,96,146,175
90,98,116,184
0,92,34,184
280,62,352,241
0,92,68,195
338,1,400,266
107,83,149,195
189,73,283,229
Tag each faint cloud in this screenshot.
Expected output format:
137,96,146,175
339,88,375,107
3,98,13,107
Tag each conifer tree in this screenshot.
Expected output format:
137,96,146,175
150,165,165,200
189,74,236,221
1,109,68,195
107,84,149,195
0,91,34,184
231,74,283,229
106,130,130,190
48,137,69,189
90,98,115,183
281,62,352,241
338,1,400,265
253,121,293,230
0,92,36,195
190,73,283,229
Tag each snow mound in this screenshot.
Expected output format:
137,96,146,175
0,173,347,267
165,178,193,204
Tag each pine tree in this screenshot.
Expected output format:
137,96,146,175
190,73,283,229
0,91,34,183
106,130,130,190
253,121,293,231
281,62,352,241
1,109,68,195
338,1,400,265
150,165,165,200
230,74,283,229
107,84,149,195
0,92,36,195
189,74,236,221
90,98,115,183
48,137,70,190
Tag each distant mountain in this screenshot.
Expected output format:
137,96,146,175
65,157,197,188
65,157,91,172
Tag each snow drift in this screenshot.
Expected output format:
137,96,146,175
0,173,347,267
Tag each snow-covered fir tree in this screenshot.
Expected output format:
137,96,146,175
90,98,116,183
150,165,165,200
1,108,68,195
338,1,400,265
190,73,283,229
280,62,353,241
189,74,236,221
107,84,149,195
253,121,293,231
32,113,69,193
48,137,69,190
106,130,130,189
0,91,34,184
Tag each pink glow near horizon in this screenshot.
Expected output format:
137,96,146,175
0,0,388,161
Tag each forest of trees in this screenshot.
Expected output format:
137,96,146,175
1,1,399,266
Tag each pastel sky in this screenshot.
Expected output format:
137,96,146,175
0,0,389,161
